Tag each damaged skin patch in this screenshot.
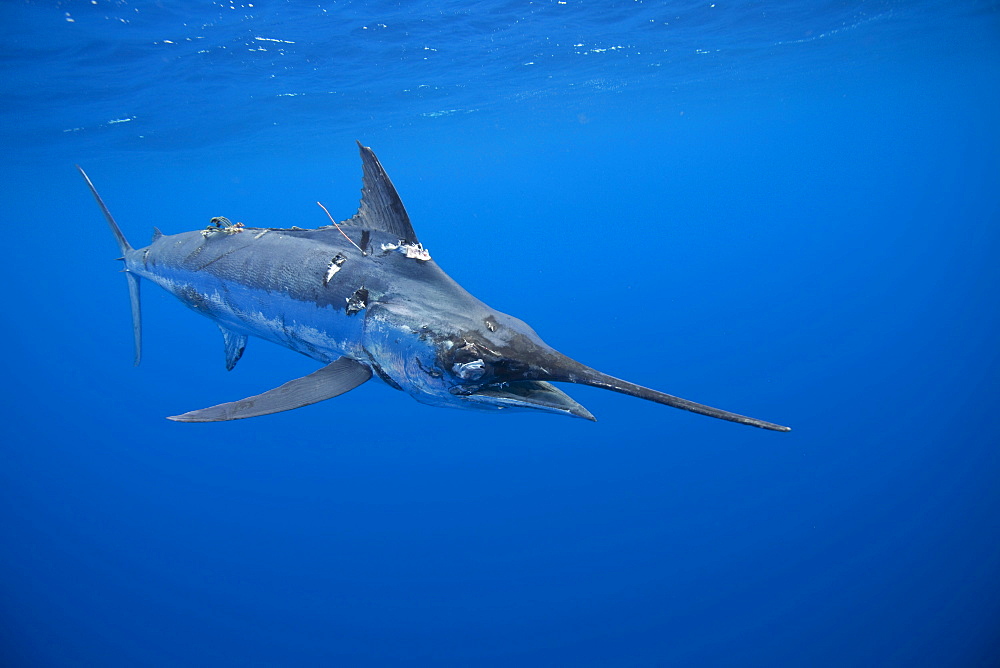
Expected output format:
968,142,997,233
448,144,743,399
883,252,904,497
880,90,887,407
380,241,431,261
201,216,244,237
324,253,347,285
346,287,369,315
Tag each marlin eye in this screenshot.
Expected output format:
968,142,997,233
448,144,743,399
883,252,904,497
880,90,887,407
452,359,486,381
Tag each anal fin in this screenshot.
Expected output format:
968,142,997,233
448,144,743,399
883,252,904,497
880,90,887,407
219,326,248,371
167,357,373,422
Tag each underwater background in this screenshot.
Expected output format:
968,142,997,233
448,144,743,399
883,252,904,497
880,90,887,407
2,1,999,665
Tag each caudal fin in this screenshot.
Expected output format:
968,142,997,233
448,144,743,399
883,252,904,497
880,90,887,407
76,165,132,254
77,166,142,366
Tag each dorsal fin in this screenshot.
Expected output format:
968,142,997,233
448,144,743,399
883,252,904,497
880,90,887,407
343,141,419,244
151,226,163,242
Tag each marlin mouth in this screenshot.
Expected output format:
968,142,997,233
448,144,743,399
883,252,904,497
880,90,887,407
456,380,596,420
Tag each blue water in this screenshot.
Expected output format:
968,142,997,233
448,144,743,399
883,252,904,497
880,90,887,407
2,1,999,665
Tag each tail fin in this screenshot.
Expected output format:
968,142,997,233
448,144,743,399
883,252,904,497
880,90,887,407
76,165,132,254
76,166,142,366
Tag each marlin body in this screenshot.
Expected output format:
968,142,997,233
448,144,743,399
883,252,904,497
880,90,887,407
78,143,789,431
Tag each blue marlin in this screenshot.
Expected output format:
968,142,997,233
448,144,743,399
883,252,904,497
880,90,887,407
77,143,789,431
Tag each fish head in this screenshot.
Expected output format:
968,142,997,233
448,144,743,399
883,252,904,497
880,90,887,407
363,298,790,430
362,300,597,420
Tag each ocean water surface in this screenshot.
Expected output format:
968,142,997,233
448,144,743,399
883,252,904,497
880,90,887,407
2,1,999,665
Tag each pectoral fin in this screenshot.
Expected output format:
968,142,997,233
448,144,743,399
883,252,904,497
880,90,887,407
168,357,372,422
